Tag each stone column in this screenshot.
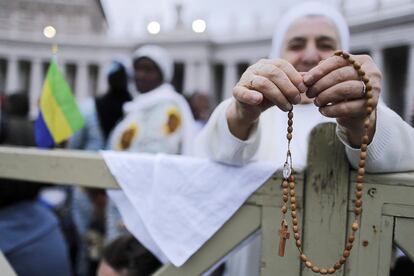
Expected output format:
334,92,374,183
183,60,197,95
404,45,414,122
75,61,89,101
97,61,108,96
184,60,212,96
371,47,387,103
223,61,237,100
198,61,212,95
5,56,19,94
29,58,43,119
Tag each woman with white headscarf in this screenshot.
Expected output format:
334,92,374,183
107,45,195,155
105,45,195,243
195,2,414,275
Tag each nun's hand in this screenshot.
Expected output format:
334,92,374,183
227,58,307,140
303,54,382,146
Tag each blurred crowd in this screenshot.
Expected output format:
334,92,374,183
0,45,213,276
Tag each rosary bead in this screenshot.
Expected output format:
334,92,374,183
352,222,359,231
364,119,370,128
288,112,293,119
355,191,363,199
294,233,300,240
355,199,362,207
360,151,367,160
282,206,288,214
349,235,355,243
300,254,307,262
289,175,295,182
339,256,347,264
283,195,288,202
320,268,328,274
288,126,293,133
289,182,295,189
362,76,369,83
291,210,297,218
290,189,296,197
358,168,365,175
358,69,365,76
359,160,365,167
290,197,296,204
357,175,364,183
291,204,297,211
354,207,362,215
293,225,299,233
288,119,293,126
367,106,373,114
283,188,289,195
367,98,374,107
356,183,364,191
296,240,302,247
346,243,353,250
328,267,336,274
292,218,298,225
334,50,343,56
362,135,369,144
366,84,372,91
287,133,293,140
342,52,350,59
312,266,320,273
282,180,289,188
343,250,350,258
353,63,361,70
366,91,373,98
361,143,368,151
305,261,313,268
334,262,341,269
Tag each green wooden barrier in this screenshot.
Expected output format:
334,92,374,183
0,123,413,275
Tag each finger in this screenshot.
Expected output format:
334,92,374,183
303,55,349,86
307,66,359,98
233,86,263,105
267,59,308,94
314,80,365,107
319,99,369,118
249,75,293,111
254,63,301,104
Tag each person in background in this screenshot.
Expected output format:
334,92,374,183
105,45,195,258
187,92,211,133
97,234,161,276
0,93,72,276
68,61,132,276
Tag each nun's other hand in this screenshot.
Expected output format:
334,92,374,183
303,54,382,146
231,58,307,124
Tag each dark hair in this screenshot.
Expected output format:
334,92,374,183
103,234,161,276
4,92,29,117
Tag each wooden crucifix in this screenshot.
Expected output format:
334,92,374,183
278,219,290,257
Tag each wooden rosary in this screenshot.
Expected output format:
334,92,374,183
278,51,373,274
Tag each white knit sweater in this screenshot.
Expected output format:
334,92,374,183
195,99,414,173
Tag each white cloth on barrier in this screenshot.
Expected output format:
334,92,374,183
101,151,276,267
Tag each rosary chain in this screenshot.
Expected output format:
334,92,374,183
279,50,373,274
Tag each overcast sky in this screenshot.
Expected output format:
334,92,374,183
100,0,316,37
100,0,388,38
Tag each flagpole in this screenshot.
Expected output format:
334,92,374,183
51,43,58,58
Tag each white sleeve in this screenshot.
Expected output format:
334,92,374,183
193,99,261,166
336,102,414,172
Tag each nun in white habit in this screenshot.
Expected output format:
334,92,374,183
194,1,414,276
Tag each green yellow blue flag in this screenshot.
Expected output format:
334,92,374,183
35,59,84,148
